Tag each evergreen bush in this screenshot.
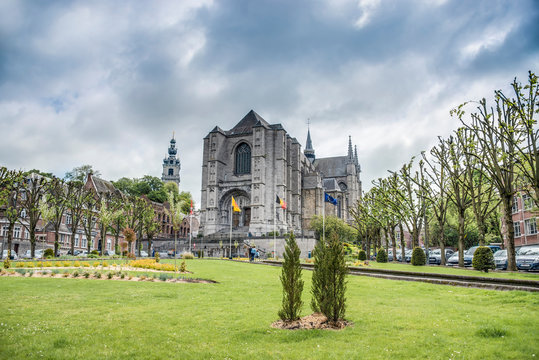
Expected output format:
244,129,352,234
311,233,348,323
180,261,187,273
3,258,11,269
376,248,388,263
278,232,304,321
44,248,54,258
472,246,495,272
155,252,160,262
358,250,366,261
411,247,426,266
90,250,99,256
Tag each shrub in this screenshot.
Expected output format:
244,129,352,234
63,272,69,277
120,273,125,279
3,258,11,269
278,232,304,321
411,247,426,266
82,262,90,267
358,250,367,261
83,272,90,278
473,246,495,272
36,261,43,267
73,261,81,267
107,272,113,279
26,262,35,268
376,248,388,263
128,259,177,272
180,261,187,273
28,270,34,277
51,269,60,275
16,262,25,268
54,261,62,267
90,250,99,256
88,254,98,258
139,275,146,281
15,269,27,275
102,261,109,267
63,261,72,267
44,261,53,267
127,252,136,260
72,271,79,277
311,233,348,323
92,262,100,267
44,248,54,258
159,273,172,281
95,272,102,279
181,252,194,260
155,252,160,263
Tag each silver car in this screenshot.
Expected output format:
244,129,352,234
493,249,507,270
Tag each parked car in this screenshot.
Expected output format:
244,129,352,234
516,245,539,271
428,249,455,265
22,249,44,259
446,245,501,267
158,251,168,259
1,250,18,260
105,250,115,256
404,249,414,262
493,249,507,270
396,249,409,262
140,251,148,257
76,251,88,257
67,249,82,256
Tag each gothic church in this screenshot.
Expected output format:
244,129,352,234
200,110,362,237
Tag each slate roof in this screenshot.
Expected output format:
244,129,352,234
228,110,270,135
314,156,347,177
323,178,340,191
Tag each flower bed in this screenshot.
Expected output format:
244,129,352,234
128,259,177,272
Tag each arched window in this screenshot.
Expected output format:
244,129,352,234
235,143,251,174
168,168,174,176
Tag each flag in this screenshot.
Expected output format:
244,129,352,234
231,196,241,212
324,193,338,205
276,195,287,209
190,200,193,215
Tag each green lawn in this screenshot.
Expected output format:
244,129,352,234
354,260,539,280
0,259,537,359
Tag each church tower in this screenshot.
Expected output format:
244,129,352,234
162,134,181,186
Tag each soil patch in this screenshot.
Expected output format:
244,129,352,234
271,313,351,330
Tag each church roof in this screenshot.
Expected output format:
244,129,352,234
314,156,348,177
323,178,340,191
229,110,270,135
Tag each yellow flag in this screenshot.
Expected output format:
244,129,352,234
231,196,241,212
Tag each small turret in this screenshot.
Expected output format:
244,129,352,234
346,136,354,164
304,124,315,163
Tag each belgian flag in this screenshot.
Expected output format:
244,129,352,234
276,195,287,209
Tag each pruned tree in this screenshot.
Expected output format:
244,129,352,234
278,231,304,321
66,180,87,255
2,170,24,258
81,189,98,254
165,190,186,271
457,96,521,271
142,202,160,257
19,173,49,257
39,177,70,256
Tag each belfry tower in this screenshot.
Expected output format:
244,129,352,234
162,133,181,186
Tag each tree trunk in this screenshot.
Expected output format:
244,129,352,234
7,222,14,258
390,227,397,263
71,230,75,255
54,230,59,257
100,224,106,256
399,223,405,261
458,208,465,267
30,229,36,257
439,223,446,266
502,194,517,271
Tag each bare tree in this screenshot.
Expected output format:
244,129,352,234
20,173,49,257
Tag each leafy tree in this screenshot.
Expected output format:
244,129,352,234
142,203,160,257
165,190,186,270
278,232,304,321
81,190,98,254
123,227,136,256
97,196,122,256
311,232,347,323
309,215,357,243
65,165,100,182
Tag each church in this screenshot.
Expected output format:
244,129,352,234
200,110,362,238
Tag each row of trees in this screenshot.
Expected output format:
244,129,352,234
0,166,193,258
350,71,538,271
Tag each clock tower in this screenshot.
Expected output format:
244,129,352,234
162,134,181,186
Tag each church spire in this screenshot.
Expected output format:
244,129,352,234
304,120,315,162
347,136,354,164
354,145,359,165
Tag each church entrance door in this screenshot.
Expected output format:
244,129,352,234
244,208,251,227
233,212,240,228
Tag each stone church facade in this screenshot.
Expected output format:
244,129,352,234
200,110,361,237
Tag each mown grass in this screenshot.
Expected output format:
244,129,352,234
0,259,538,359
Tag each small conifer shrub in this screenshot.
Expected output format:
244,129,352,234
411,247,426,266
278,232,304,321
472,246,495,272
376,248,388,263
155,252,160,263
358,250,367,261
44,248,54,258
180,261,187,273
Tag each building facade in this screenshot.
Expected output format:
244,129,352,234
511,191,538,246
200,110,362,238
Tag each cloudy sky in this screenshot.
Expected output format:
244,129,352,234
1,0,538,207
